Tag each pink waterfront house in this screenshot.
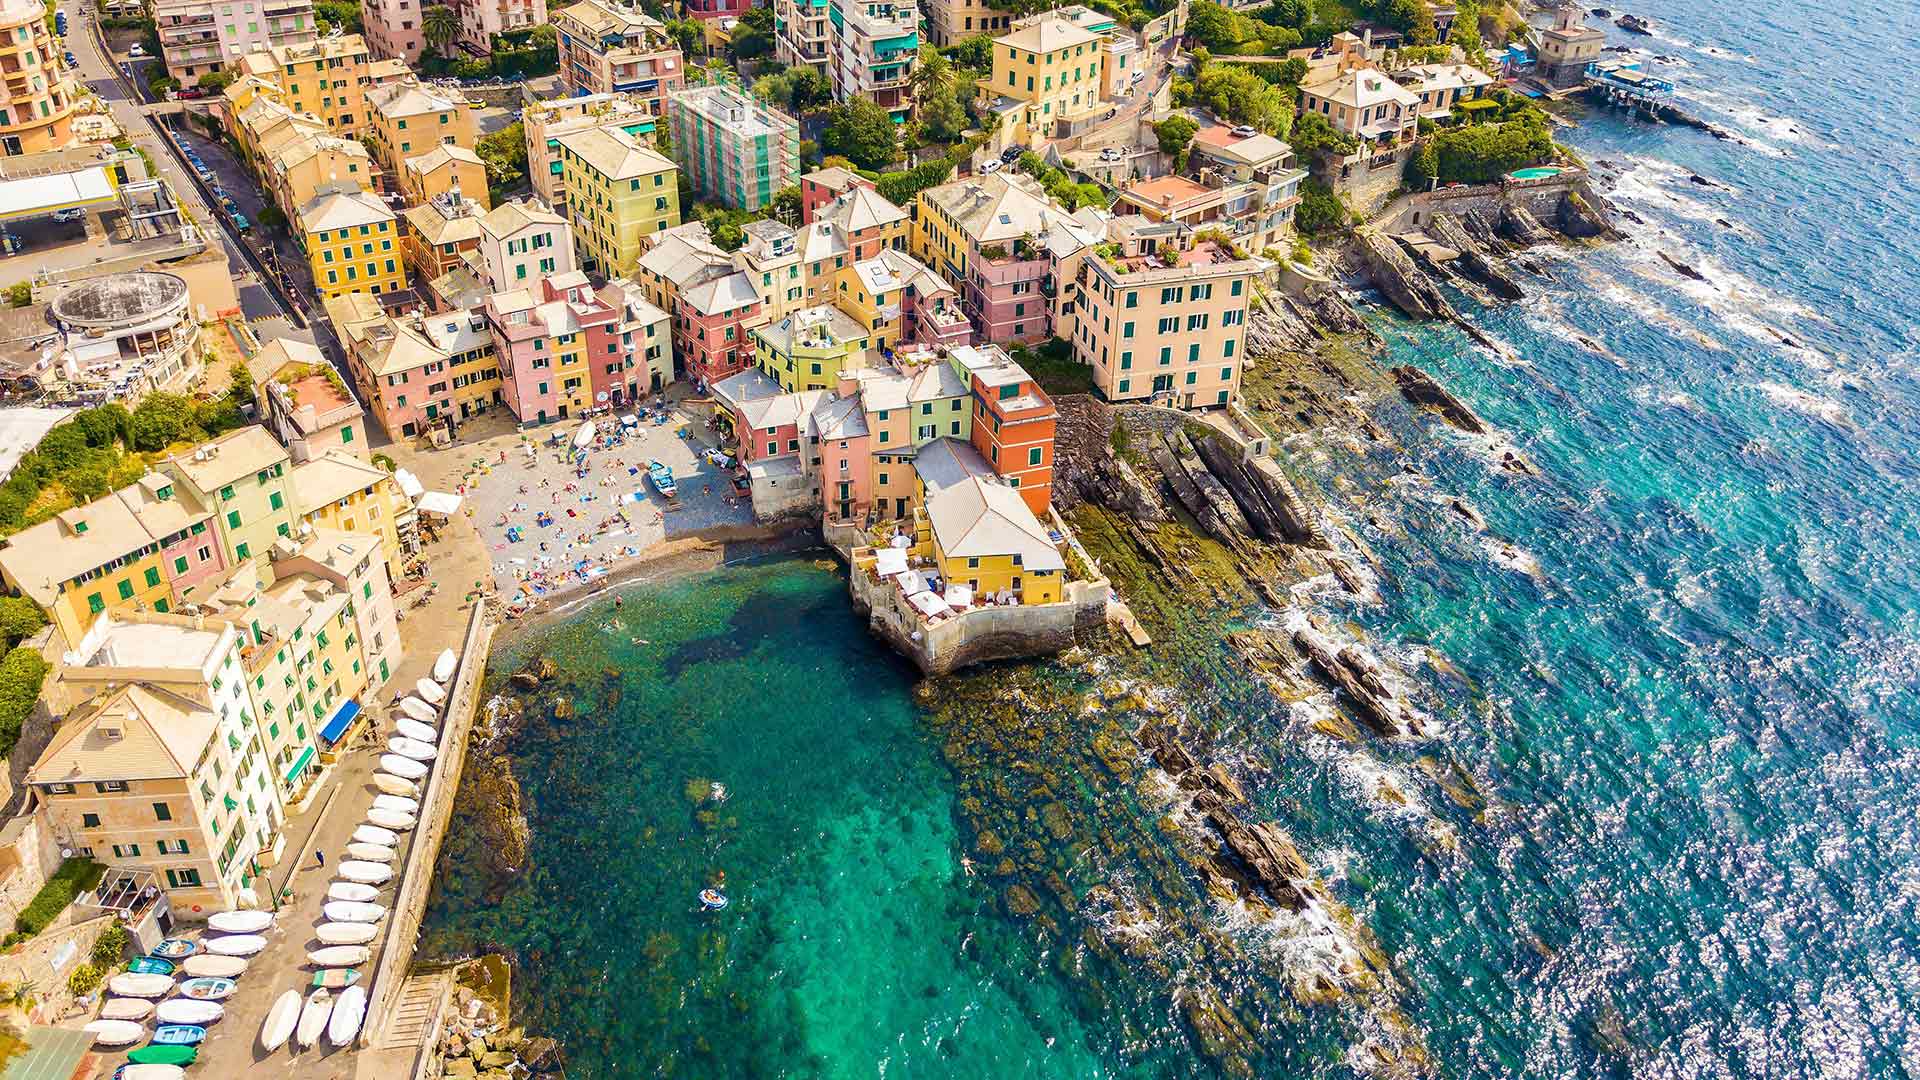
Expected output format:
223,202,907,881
965,239,1053,346
489,273,619,424
812,387,872,522
118,473,229,602
674,270,763,388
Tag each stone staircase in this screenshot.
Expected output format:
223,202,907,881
376,971,451,1052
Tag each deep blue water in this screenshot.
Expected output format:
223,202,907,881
422,4,1920,1076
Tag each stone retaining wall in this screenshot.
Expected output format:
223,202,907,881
1387,171,1588,233
848,564,1109,675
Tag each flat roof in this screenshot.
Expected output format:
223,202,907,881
0,408,70,482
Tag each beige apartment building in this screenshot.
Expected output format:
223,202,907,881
921,0,1010,47
522,92,663,216
366,78,477,178
155,0,317,84
0,0,77,156
1070,219,1266,409
986,11,1104,150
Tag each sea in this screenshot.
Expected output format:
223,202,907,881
419,3,1920,1077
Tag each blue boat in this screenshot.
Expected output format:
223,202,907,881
646,461,677,499
151,938,197,959
127,957,174,975
151,1024,206,1045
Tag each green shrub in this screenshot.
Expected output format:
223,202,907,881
1294,180,1348,234
3,284,28,308
15,860,106,938
0,646,47,760
66,963,103,997
89,921,128,967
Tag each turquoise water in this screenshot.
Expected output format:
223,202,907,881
423,3,1920,1075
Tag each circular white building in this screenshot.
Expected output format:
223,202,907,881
49,271,202,400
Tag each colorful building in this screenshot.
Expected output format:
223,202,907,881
488,272,618,423
985,11,1104,149
555,124,681,277
666,84,800,211
264,133,377,226
291,452,414,580
835,248,970,352
328,294,503,439
233,34,382,136
400,189,488,282
799,165,870,223
448,0,547,57
155,0,316,84
594,278,675,399
523,92,663,216
476,199,578,293
774,0,832,75
917,473,1064,603
0,0,77,155
553,0,687,111
296,185,406,301
913,172,1103,345
253,338,368,464
160,426,299,568
827,0,919,122
736,219,808,324
919,0,1010,46
675,268,762,388
401,144,489,213
952,343,1054,514
366,78,478,178
360,0,425,64
753,303,873,393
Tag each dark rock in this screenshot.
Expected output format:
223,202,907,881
467,756,532,897
1658,250,1709,283
1557,190,1621,240
1005,884,1042,917
1354,230,1450,319
1500,203,1554,246
1391,365,1488,435
1426,212,1525,300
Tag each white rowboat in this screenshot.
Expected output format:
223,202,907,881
372,794,419,815
117,1067,186,1080
307,945,371,967
367,808,416,831
155,998,224,1025
107,973,175,998
433,649,456,682
328,985,369,1047
207,910,273,934
315,922,378,945
379,754,429,779
260,989,301,1052
353,824,398,846
415,677,446,705
398,696,439,723
373,772,419,797
182,955,247,978
84,1019,146,1046
327,881,380,903
323,900,386,923
337,860,394,884
345,842,395,863
388,735,437,761
205,934,266,956
100,998,155,1021
395,718,438,743
296,988,331,1049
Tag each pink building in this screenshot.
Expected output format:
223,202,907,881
453,0,547,56
118,474,229,602
362,0,425,63
683,0,751,19
488,274,618,424
964,238,1053,346
812,392,871,522
800,166,874,224
674,271,763,388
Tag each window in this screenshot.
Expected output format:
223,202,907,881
268,491,283,511
153,802,172,821
227,510,241,529
166,867,202,888
143,567,162,589
87,592,104,614
82,813,101,828
117,579,135,600
1029,447,1043,466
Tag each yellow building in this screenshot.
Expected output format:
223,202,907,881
400,144,489,212
366,78,478,178
28,682,282,912
160,426,299,567
988,13,1104,149
916,475,1065,604
554,124,681,277
233,34,378,136
266,134,377,223
227,88,327,173
297,185,407,300
834,249,953,352
0,0,77,154
0,500,174,649
753,304,872,393
291,451,413,580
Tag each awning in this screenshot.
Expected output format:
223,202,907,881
874,548,909,577
319,699,360,744
283,744,316,784
943,583,974,609
417,491,463,515
908,589,951,618
394,468,425,498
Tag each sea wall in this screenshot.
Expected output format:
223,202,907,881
1388,170,1592,234
848,563,1110,676
360,601,494,1052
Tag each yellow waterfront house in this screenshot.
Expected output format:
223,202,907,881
297,185,406,301
555,124,681,277
753,304,872,393
160,427,299,567
917,475,1065,604
291,451,413,580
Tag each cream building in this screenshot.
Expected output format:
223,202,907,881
291,451,415,580
985,12,1104,150
160,427,300,567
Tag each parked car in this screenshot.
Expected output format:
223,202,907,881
980,159,1003,174
177,85,204,99
1000,146,1023,164
1099,147,1123,161
63,50,76,66
127,43,145,57
1231,124,1257,138
51,208,84,223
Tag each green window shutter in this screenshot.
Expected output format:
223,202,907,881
269,491,283,511
227,510,241,529
117,580,135,601
144,567,162,588
175,557,189,574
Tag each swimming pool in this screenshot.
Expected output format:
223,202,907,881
1509,166,1565,180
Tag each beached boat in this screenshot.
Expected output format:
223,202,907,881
306,945,371,967
100,998,155,1021
372,794,419,815
398,696,438,724
388,735,436,762
154,998,223,1025
415,678,446,706
151,1025,206,1046
395,718,438,744
260,989,301,1051
204,934,266,957
107,973,176,998
126,1045,196,1067
150,938,197,959
312,967,361,989
345,842,395,863
181,955,246,979
115,1066,187,1080
648,460,677,498
84,1019,146,1046
373,772,419,797
323,900,386,924
433,648,456,683
353,824,399,846
207,910,273,934
367,808,417,831
180,977,236,1000
327,881,380,904
295,989,331,1049
315,922,378,946
337,860,394,885
327,985,368,1047
127,956,174,975
378,754,429,780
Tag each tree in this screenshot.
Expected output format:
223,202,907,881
0,646,48,759
1411,138,1439,181
476,121,529,203
1289,111,1359,155
918,79,968,143
1447,0,1486,65
771,185,802,223
821,99,898,170
0,597,45,649
128,393,193,452
664,18,702,58
1425,112,1553,183
197,69,235,92
1294,180,1348,234
314,0,362,32
1154,115,1198,157
728,6,774,60
1193,65,1294,137
943,34,994,72
1187,1,1300,55
422,5,460,55
228,361,257,413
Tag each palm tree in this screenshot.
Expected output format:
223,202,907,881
910,46,953,97
422,5,460,57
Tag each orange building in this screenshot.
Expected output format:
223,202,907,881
951,344,1055,516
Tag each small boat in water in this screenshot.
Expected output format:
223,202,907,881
323,900,386,924
107,973,176,998
154,998,223,1025
260,989,301,1051
379,754,429,780
395,718,438,744
354,824,399,846
204,934,266,957
180,977,236,1000
125,1045,196,1067
433,648,457,683
337,860,394,885
327,881,380,904
100,998,155,1021
699,888,729,911
182,955,247,979
151,1025,207,1046
415,678,446,706
389,735,436,762
315,921,378,946
327,985,368,1047
373,772,420,797
367,808,416,831
128,956,174,975
372,794,419,815
207,910,273,934
312,967,362,989
150,938,197,959
84,1019,146,1046
307,945,371,968
398,696,439,724
345,842,395,863
295,989,332,1049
